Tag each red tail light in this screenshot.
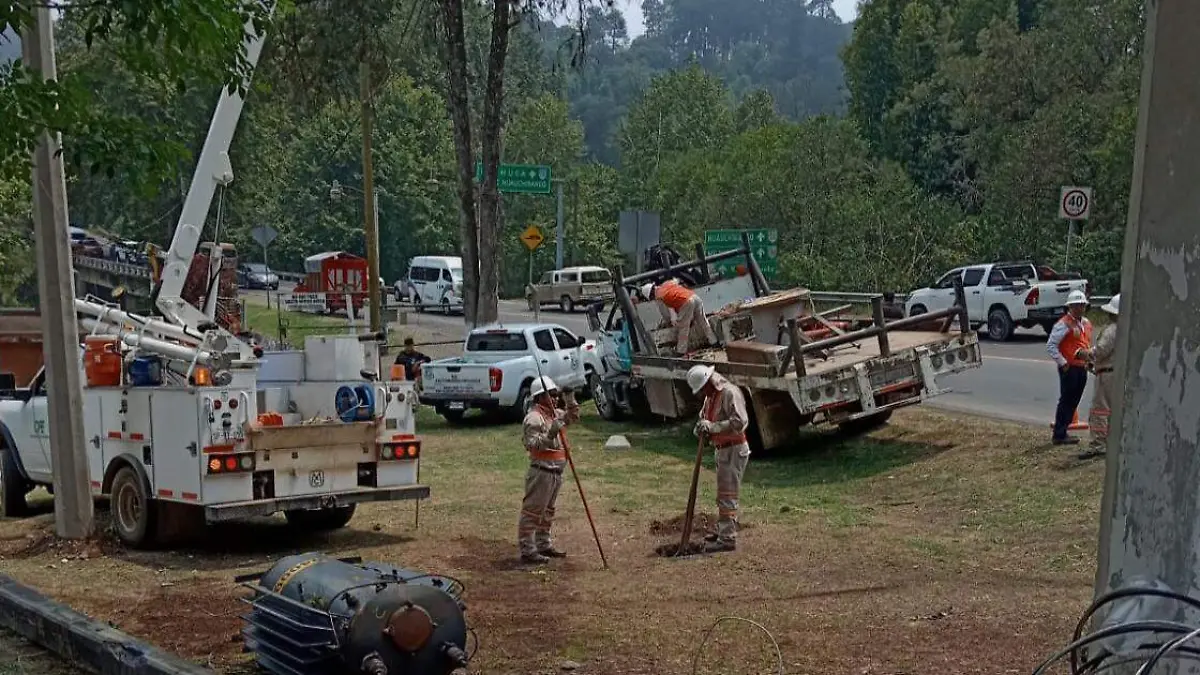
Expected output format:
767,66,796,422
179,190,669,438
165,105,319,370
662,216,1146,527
489,367,502,392
379,441,421,462
1025,287,1040,306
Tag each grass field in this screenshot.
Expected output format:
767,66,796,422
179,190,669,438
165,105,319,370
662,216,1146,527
0,407,1105,674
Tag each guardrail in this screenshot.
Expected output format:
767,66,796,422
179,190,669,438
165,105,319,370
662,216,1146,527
71,255,151,279
807,290,1113,309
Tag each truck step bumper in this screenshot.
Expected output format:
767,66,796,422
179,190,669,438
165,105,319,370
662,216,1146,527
203,484,429,522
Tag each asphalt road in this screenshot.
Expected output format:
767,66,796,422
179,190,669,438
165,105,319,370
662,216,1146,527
247,288,1084,431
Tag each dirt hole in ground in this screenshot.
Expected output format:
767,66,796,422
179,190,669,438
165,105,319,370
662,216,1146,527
0,524,113,560
647,512,753,536
654,540,708,557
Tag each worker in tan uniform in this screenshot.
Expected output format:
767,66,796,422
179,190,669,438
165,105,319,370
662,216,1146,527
518,376,580,564
1081,294,1120,461
641,279,718,356
687,364,750,553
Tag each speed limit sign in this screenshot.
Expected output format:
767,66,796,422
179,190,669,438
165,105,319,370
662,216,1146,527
1059,186,1093,220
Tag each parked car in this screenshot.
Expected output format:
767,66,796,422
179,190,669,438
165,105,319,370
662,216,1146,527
419,323,602,424
905,261,1090,340
526,266,614,313
237,262,279,290
403,255,463,314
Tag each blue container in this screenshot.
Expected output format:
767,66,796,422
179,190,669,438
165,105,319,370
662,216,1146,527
127,356,163,387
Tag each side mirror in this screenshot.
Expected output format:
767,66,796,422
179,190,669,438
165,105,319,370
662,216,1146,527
586,305,601,332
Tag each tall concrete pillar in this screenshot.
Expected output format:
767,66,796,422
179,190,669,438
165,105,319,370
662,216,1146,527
1094,0,1200,637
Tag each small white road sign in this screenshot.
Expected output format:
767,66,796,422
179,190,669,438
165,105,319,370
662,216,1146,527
1059,186,1093,220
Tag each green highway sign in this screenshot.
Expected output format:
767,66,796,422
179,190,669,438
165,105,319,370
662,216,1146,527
703,228,779,279
474,162,552,194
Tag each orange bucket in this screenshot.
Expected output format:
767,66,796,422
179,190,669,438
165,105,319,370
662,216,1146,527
83,336,122,387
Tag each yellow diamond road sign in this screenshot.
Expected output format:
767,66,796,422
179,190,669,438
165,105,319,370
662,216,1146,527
520,225,545,251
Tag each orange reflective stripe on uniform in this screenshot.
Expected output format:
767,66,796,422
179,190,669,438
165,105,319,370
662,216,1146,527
703,392,747,447
1057,316,1094,367
657,282,694,311
529,449,566,462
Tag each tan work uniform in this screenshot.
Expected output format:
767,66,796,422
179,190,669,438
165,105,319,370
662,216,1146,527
1087,323,1118,455
518,392,580,557
655,282,717,355
698,373,750,544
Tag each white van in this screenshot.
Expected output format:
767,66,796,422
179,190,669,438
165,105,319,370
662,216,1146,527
401,255,464,314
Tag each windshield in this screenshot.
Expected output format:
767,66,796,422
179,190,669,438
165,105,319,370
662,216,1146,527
466,332,527,351
451,268,464,281
246,263,271,274
581,270,610,283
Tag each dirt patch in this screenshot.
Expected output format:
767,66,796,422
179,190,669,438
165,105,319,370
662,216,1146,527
648,512,755,536
0,520,113,561
653,540,708,557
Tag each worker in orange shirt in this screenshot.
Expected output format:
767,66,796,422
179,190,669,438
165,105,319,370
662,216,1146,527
641,279,718,356
1046,290,1093,445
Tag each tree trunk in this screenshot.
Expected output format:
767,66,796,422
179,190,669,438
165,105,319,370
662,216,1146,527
476,0,518,327
437,0,480,324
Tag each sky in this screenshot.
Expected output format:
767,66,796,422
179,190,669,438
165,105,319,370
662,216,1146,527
613,0,860,38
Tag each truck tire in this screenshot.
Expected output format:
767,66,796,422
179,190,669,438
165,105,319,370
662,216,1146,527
111,465,156,548
987,307,1015,341
590,373,624,422
837,409,894,435
0,447,30,518
560,295,574,313
509,382,532,422
285,505,356,531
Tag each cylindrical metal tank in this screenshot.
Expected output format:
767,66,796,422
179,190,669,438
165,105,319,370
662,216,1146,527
241,553,470,675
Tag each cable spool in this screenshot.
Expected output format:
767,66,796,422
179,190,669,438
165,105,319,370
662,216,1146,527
335,384,375,422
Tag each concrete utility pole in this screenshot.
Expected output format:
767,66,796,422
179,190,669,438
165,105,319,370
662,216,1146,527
22,8,95,539
360,62,382,335
1093,0,1200,647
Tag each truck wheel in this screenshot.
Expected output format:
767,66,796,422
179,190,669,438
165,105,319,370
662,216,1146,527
560,295,574,313
590,373,623,422
837,409,894,435
284,505,356,531
111,466,156,548
987,307,1015,341
440,409,467,425
908,304,927,317
1041,321,1057,336
442,298,452,315
509,382,532,422
0,447,30,518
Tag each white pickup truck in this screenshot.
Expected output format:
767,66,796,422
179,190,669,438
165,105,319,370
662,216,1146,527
419,323,603,424
905,262,1089,341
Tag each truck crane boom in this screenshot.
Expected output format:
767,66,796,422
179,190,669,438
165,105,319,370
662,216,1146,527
150,4,276,360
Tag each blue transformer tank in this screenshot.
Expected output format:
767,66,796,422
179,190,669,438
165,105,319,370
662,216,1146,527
240,553,471,675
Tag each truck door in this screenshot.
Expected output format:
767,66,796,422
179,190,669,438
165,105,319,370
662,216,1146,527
551,327,586,389
960,267,987,321
28,372,51,471
531,329,565,383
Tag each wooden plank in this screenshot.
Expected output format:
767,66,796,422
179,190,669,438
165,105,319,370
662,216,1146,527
246,420,377,451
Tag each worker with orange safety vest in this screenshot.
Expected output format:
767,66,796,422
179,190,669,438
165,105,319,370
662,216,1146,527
1080,294,1120,461
517,375,580,564
687,364,750,553
1046,290,1094,445
641,279,719,356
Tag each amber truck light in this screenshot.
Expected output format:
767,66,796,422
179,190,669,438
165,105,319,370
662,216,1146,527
207,452,256,475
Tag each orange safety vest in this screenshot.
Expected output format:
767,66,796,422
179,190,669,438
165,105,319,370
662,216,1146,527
702,388,748,448
526,404,567,461
1057,315,1094,368
656,281,695,311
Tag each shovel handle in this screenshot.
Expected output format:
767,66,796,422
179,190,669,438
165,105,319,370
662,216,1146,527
677,434,707,556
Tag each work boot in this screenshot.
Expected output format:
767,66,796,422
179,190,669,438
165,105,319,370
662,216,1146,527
1052,436,1080,446
703,539,736,554
538,546,567,558
520,552,550,565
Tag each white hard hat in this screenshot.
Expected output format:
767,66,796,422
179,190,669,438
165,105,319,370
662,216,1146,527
1066,290,1089,306
640,283,654,300
1101,294,1120,315
529,376,559,399
686,365,715,395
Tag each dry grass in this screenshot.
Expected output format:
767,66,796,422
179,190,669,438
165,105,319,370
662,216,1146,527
0,407,1105,674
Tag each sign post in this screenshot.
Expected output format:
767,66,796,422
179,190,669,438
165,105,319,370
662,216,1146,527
1058,186,1093,272
250,225,278,309
521,224,546,320
703,228,779,280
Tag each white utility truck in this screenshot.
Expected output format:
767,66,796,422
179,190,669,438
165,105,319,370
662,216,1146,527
0,4,427,546
904,261,1089,340
586,240,983,450
419,323,602,424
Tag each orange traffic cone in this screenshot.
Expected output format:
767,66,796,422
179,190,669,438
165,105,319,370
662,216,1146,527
1049,409,1089,431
